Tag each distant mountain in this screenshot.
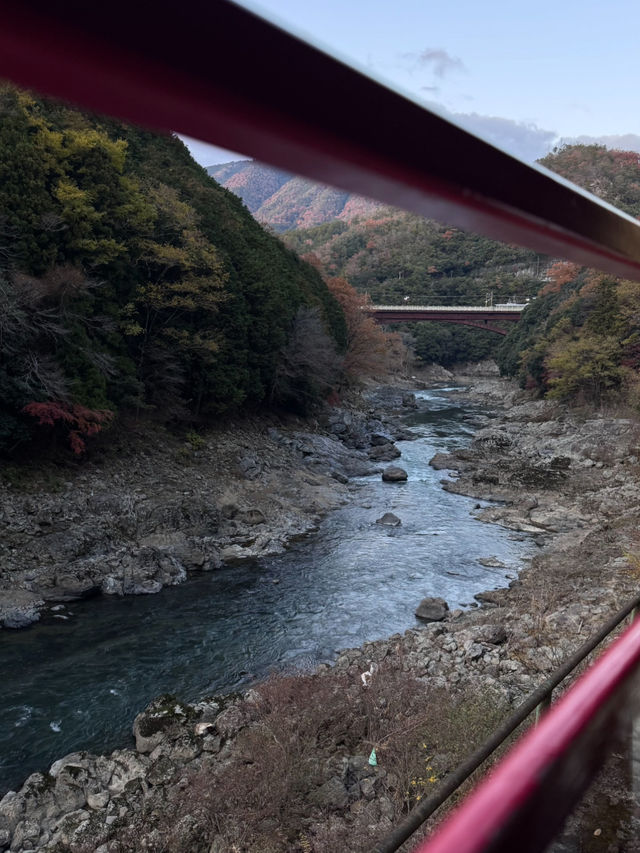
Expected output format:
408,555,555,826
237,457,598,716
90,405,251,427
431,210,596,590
207,161,380,231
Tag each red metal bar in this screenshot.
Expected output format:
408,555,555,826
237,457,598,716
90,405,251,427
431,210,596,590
413,618,640,853
2,1,640,280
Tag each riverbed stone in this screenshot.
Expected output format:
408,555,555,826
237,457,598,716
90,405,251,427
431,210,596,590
86,790,110,810
368,443,402,462
382,466,408,482
0,591,44,629
429,452,454,470
375,513,402,527
309,776,349,809
478,557,506,568
473,624,508,645
214,704,247,739
133,697,191,754
243,509,266,526
415,597,449,621
0,791,24,835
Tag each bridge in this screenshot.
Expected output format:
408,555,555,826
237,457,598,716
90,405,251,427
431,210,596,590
368,304,526,335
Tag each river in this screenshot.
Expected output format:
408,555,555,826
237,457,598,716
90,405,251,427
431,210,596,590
0,387,533,795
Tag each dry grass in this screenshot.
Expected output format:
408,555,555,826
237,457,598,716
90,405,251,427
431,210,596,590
97,661,511,853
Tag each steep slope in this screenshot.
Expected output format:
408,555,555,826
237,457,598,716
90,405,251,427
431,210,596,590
497,145,640,404
207,160,380,231
0,87,346,455
284,208,542,366
208,160,293,213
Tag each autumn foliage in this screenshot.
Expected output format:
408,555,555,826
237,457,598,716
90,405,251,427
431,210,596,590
326,277,405,380
539,262,581,295
22,402,113,454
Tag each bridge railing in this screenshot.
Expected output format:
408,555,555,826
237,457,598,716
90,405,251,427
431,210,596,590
372,594,640,853
369,305,525,312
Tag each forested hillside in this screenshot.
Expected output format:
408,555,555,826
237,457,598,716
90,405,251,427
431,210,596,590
284,209,543,366
0,87,347,455
207,161,381,231
497,145,640,407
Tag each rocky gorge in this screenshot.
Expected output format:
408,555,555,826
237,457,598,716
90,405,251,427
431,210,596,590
0,390,417,632
3,373,640,852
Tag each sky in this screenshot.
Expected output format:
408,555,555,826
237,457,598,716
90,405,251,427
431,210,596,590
181,0,640,167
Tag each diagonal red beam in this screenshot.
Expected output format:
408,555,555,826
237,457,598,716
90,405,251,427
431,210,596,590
413,617,640,853
1,1,640,280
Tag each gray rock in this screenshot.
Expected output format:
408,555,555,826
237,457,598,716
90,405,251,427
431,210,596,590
215,705,247,739
369,443,402,462
375,513,402,527
50,573,100,600
107,750,149,795
133,697,190,753
10,817,40,850
0,591,44,629
474,590,504,606
0,790,24,836
478,557,506,568
86,790,110,810
309,776,349,809
370,432,393,446
473,624,508,645
242,509,266,526
382,466,408,482
429,453,454,470
415,597,449,622
237,455,263,480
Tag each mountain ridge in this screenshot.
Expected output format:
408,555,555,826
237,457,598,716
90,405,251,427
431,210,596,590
207,161,381,231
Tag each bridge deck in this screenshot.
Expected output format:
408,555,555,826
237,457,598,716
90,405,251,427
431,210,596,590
369,305,524,313
368,305,523,334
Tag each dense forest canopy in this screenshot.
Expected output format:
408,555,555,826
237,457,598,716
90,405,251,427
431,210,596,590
496,145,640,405
0,86,347,454
277,144,640,386
5,88,638,462
283,207,544,367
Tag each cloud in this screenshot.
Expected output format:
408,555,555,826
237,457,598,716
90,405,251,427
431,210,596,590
449,112,557,162
415,48,466,79
417,103,557,162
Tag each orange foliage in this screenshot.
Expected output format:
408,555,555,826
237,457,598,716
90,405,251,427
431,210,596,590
540,262,581,295
22,401,113,454
326,277,403,379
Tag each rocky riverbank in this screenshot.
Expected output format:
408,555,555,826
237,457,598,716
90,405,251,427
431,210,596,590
0,390,416,631
3,376,640,852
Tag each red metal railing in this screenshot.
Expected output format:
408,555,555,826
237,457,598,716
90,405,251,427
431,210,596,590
414,616,640,853
2,0,640,281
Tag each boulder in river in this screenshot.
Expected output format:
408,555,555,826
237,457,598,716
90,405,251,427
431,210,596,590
375,513,402,527
429,452,453,470
370,432,394,446
478,556,506,569
382,466,408,482
415,597,449,622
0,590,44,629
369,443,402,462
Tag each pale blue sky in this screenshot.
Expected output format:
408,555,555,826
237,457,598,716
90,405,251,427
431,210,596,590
182,0,640,166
